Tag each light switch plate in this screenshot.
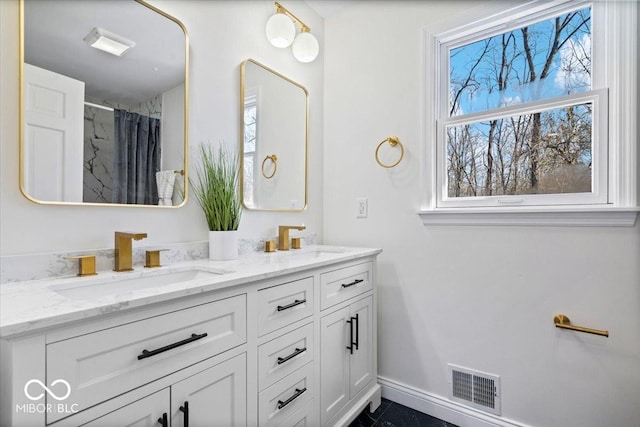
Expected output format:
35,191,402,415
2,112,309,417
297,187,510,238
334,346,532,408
356,198,368,218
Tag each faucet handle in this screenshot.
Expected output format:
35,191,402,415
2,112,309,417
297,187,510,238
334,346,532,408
66,255,97,277
291,237,302,249
265,241,276,253
145,249,169,268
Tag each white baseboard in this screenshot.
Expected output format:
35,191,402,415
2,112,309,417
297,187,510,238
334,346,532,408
378,376,532,427
334,383,382,427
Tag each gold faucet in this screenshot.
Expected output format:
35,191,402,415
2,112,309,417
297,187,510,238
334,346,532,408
114,231,147,272
278,225,306,251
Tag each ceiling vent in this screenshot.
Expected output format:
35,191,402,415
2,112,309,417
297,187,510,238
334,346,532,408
448,364,501,415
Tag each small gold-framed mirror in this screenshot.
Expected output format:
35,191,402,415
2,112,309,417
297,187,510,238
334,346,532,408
240,59,308,212
19,0,189,207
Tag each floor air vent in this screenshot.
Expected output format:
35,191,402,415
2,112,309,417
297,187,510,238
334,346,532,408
448,364,501,415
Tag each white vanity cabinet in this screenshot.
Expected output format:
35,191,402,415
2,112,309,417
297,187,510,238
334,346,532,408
0,248,380,427
46,295,247,422
170,353,247,427
319,262,376,426
256,276,317,427
81,353,246,427
82,388,170,427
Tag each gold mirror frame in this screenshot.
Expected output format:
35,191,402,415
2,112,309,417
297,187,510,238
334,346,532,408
18,0,190,208
240,59,309,212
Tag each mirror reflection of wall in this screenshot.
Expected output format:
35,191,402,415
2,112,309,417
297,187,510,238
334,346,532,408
241,59,308,212
21,0,188,207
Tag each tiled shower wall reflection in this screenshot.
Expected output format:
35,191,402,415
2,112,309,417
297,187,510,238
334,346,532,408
82,95,162,203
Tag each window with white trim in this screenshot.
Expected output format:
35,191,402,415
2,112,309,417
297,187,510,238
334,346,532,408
424,0,638,224
243,90,258,208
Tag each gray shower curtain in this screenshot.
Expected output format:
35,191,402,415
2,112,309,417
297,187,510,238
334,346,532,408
113,110,161,204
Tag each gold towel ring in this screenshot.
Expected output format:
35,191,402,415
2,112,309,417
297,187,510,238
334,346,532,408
261,154,278,179
375,136,404,168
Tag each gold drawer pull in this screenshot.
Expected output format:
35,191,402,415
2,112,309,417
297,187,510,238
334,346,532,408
554,314,609,337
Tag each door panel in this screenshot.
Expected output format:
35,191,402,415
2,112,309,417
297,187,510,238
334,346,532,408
320,307,350,425
171,353,247,427
349,296,373,398
81,388,169,427
23,63,84,202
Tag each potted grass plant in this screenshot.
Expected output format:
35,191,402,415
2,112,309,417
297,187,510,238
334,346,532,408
191,142,242,260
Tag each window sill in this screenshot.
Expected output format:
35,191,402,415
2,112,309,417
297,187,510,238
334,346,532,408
418,207,639,227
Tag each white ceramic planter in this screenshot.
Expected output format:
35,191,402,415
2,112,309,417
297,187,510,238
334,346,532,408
208,230,238,260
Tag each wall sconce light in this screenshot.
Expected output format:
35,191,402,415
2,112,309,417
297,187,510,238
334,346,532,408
265,2,319,63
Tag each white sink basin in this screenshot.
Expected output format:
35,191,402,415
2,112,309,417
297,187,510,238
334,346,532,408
270,248,345,261
50,268,228,300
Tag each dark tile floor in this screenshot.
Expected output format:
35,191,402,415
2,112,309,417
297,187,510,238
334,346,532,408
349,398,459,427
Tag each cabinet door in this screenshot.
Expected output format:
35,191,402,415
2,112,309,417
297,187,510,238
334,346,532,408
320,307,350,426
349,296,373,398
81,389,169,427
171,353,247,427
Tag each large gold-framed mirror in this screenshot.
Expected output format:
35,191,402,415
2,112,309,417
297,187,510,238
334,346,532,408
19,0,189,207
240,59,308,211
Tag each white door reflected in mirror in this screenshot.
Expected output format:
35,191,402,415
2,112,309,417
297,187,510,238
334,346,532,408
23,64,84,202
20,0,188,207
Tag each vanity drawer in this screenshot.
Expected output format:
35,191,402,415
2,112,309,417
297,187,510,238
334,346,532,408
46,294,246,423
320,262,372,310
277,399,317,427
259,362,314,427
258,276,313,336
258,322,314,391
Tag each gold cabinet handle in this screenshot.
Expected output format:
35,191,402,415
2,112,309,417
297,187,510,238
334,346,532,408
262,154,278,179
375,136,404,168
554,314,609,337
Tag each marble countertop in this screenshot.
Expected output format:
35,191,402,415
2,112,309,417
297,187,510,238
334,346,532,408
0,245,381,338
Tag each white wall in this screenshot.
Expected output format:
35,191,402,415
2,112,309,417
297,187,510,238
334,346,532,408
249,62,306,210
323,2,640,427
0,0,323,255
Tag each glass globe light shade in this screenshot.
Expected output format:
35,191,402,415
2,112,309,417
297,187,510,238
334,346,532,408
292,31,319,63
265,13,295,48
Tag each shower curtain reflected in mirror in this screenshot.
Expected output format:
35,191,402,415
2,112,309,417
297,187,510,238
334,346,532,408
113,109,161,204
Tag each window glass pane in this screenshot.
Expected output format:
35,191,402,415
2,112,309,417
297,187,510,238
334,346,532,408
243,102,257,153
446,103,593,197
449,7,591,116
243,94,257,207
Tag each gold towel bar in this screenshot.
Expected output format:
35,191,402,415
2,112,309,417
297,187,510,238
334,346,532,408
554,314,609,337
375,136,404,168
